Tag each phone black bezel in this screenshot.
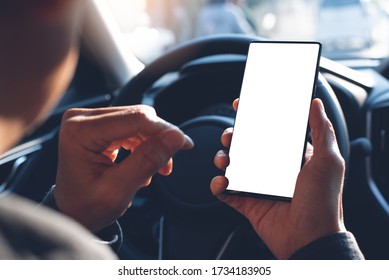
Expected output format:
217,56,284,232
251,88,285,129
223,40,322,201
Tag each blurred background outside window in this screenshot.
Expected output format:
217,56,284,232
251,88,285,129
105,0,389,64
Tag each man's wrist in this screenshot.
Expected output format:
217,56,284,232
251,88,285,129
40,185,123,253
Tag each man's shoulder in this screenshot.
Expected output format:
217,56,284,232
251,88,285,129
0,193,117,260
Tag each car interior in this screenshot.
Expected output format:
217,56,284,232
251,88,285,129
1,0,389,260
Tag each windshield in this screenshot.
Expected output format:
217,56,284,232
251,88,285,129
105,0,389,64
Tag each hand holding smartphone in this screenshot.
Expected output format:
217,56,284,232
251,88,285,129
224,41,321,200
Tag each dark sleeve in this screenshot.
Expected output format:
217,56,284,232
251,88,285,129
289,232,365,260
40,186,123,253
0,194,117,259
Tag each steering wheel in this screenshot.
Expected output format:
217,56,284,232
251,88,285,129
113,34,350,259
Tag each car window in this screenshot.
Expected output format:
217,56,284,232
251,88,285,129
321,0,362,7
105,0,389,64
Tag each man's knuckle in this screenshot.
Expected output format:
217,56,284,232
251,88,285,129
326,150,345,170
61,111,90,137
140,104,157,115
129,106,153,122
62,108,81,121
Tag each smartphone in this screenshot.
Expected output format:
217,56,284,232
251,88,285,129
224,41,321,200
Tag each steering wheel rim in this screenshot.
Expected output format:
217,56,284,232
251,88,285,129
113,34,252,106
113,34,349,163
113,34,350,259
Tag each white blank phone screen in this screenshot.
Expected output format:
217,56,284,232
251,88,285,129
225,42,321,199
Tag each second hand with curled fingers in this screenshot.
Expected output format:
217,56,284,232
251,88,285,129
53,105,194,233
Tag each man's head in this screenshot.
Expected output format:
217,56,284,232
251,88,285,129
0,0,83,153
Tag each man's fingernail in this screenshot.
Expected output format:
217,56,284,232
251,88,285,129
216,150,224,157
161,130,194,151
317,99,325,112
184,135,194,149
